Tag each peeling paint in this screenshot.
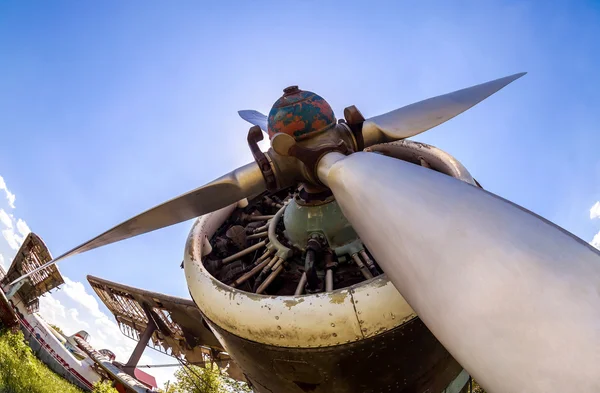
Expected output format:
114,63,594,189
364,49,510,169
185,200,417,348
328,291,348,304
283,298,305,309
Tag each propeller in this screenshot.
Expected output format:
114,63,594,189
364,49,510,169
239,73,526,147
317,151,600,393
361,72,526,146
12,72,524,285
10,162,267,285
238,110,268,132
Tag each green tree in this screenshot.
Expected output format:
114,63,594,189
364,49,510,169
158,363,252,393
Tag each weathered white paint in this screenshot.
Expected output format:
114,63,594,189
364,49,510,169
184,203,417,348
319,151,600,393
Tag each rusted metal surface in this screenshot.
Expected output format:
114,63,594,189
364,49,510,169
226,225,247,249
86,275,227,362
247,125,278,191
343,105,365,151
206,316,465,393
1,232,64,306
267,87,336,140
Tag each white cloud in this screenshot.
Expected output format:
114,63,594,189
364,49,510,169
16,219,31,237
0,210,30,251
0,253,5,271
0,175,16,209
40,288,131,357
2,228,24,250
591,201,600,220
591,231,600,250
0,176,175,389
68,308,90,329
0,209,13,229
62,277,105,319
39,293,67,323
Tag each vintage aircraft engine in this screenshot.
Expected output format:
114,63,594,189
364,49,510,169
15,74,561,393
183,86,475,393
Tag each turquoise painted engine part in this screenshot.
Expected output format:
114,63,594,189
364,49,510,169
282,197,361,252
267,86,336,141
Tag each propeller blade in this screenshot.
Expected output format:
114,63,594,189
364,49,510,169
10,162,266,285
318,151,600,393
238,110,268,132
361,72,526,146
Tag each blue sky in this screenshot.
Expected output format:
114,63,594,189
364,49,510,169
1,0,600,388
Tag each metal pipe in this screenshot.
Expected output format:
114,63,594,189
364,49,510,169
253,256,280,290
295,273,307,295
351,253,373,279
256,265,284,294
360,250,379,277
248,215,275,221
319,150,600,393
254,221,271,233
247,231,268,240
264,256,279,271
222,240,267,264
233,258,271,287
325,269,333,292
271,257,285,271
125,315,157,373
256,249,273,263
268,203,292,259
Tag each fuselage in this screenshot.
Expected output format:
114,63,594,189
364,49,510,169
12,299,101,391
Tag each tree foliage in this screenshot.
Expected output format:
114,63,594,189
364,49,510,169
158,363,252,393
91,380,119,393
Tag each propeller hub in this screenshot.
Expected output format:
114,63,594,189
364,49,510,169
268,86,336,141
